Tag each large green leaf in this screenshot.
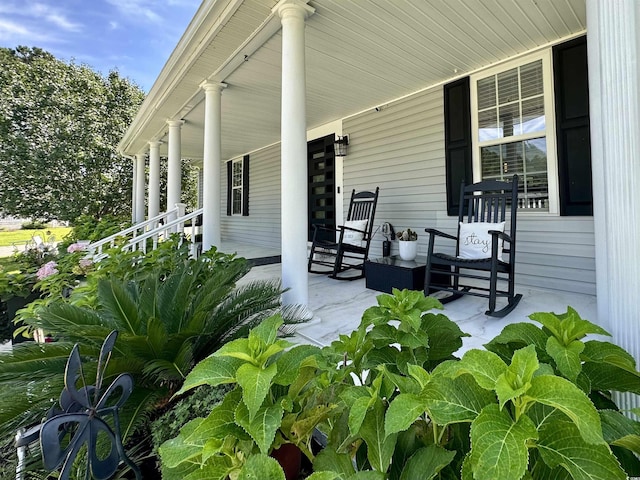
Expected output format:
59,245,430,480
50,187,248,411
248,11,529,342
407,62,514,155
455,349,507,390
527,375,604,445
582,340,637,370
313,447,356,478
237,362,278,420
530,307,609,343
470,404,538,480
360,398,398,472
600,409,640,455
535,413,626,480
349,395,373,436
159,417,206,468
385,393,426,435
187,389,248,444
546,337,584,382
421,313,469,361
273,344,321,385
581,362,640,394
313,446,355,478
238,453,286,480
176,355,243,395
495,345,538,409
485,322,550,360
235,401,283,455
399,445,456,480
305,473,341,480
183,461,232,480
423,373,496,425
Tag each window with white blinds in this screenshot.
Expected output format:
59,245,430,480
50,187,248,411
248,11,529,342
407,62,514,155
231,158,243,215
471,51,558,214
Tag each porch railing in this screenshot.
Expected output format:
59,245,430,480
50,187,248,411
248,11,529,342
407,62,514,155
86,204,203,261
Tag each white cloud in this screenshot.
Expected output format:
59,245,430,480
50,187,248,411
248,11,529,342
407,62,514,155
46,13,82,32
0,18,59,43
0,1,82,39
109,21,119,30
106,0,162,24
0,19,29,36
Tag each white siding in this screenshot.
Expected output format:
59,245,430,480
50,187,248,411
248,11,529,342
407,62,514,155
220,144,281,250
343,86,596,296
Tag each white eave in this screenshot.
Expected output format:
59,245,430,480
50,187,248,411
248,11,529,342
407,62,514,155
119,0,587,161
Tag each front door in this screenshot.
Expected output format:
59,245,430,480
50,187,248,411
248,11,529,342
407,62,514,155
308,135,336,242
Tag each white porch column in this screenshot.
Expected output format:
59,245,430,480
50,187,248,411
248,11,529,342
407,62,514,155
587,0,640,408
131,157,137,223
275,0,315,307
166,119,184,213
201,82,227,250
134,153,146,224
148,141,161,219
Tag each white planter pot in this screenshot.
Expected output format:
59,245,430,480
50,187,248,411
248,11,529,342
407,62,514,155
398,240,417,261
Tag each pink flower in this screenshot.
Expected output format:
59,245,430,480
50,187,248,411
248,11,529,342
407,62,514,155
78,259,93,269
37,261,58,280
67,243,88,253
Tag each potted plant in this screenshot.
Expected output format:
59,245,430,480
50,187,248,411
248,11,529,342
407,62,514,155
396,228,418,261
159,314,333,480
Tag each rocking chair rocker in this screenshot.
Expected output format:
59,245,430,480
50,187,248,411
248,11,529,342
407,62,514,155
308,187,379,280
424,175,522,317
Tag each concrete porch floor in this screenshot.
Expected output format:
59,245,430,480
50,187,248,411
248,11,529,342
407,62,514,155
0,241,599,356
234,257,598,356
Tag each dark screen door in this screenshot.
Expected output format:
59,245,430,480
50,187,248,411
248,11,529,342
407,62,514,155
308,135,336,242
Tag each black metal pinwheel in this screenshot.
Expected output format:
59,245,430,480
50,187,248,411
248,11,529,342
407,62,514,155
39,331,141,480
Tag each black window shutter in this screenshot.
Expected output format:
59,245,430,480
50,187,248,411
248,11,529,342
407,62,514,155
242,155,249,216
444,77,473,216
554,35,593,216
226,160,232,216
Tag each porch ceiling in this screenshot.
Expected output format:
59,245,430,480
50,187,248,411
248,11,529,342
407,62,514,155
119,0,587,161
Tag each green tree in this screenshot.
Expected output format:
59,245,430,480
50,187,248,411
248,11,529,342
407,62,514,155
0,46,145,221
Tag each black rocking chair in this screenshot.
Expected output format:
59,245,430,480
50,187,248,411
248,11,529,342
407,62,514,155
308,187,379,280
424,175,522,317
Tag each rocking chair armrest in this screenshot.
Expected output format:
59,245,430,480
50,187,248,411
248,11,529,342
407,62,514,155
489,230,512,243
424,227,456,241
311,224,340,242
337,225,367,235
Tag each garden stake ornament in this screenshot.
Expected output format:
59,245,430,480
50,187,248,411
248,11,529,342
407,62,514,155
39,331,141,480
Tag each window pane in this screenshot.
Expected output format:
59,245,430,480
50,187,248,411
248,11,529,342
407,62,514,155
480,145,502,179
233,161,242,187
497,68,519,104
481,138,549,210
499,103,520,137
521,97,545,134
525,138,547,173
478,109,499,141
477,77,496,110
232,188,242,215
501,142,524,177
520,60,543,98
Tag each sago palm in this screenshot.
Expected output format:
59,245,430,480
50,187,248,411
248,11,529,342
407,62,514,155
0,254,295,466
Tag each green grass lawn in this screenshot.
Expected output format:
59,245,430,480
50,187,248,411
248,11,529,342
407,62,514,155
0,227,72,247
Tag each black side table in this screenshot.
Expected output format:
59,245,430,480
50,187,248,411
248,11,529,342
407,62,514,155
365,256,451,294
365,256,426,293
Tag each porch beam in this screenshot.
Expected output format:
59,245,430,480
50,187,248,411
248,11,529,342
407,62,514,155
201,81,227,251
275,0,315,307
134,153,146,224
148,141,162,219
587,0,640,408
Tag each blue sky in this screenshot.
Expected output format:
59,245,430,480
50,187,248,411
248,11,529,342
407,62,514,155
0,0,201,92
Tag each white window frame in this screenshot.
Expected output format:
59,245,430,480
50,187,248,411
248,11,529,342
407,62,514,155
470,49,559,215
231,157,243,216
